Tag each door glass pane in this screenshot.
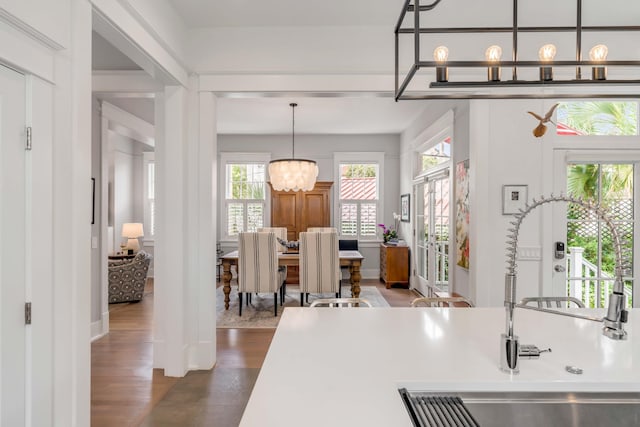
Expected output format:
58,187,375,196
566,163,634,308
416,183,428,282
434,177,450,290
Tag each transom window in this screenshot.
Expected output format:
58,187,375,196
224,162,266,238
336,157,383,240
557,101,638,136
420,137,451,173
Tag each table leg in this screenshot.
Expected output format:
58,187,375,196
350,261,362,298
222,260,233,310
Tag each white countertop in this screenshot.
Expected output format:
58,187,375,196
239,307,639,426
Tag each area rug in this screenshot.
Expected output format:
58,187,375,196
216,285,390,328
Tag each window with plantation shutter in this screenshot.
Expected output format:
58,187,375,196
335,155,383,240
223,160,267,239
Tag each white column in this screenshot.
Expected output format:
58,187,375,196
51,0,92,424
186,87,217,369
154,85,188,376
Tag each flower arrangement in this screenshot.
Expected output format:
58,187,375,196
378,223,398,243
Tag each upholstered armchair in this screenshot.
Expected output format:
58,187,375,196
299,231,341,306
108,251,152,303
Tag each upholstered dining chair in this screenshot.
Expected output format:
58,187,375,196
299,231,341,306
237,232,286,316
410,296,475,307
519,296,585,308
257,227,288,252
306,227,337,233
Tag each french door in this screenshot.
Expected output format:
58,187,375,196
0,64,27,425
553,153,638,308
414,170,450,296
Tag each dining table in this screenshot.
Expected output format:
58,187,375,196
220,250,364,310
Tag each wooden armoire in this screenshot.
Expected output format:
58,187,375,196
270,181,333,283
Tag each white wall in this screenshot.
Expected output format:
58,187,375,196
0,1,93,424
111,132,144,251
217,133,401,278
0,0,70,47
470,99,550,307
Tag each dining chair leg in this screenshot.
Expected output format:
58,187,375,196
300,293,304,307
274,293,278,316
239,292,243,316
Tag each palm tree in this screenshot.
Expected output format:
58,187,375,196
560,101,637,136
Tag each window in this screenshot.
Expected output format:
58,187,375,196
143,152,155,239
420,137,451,172
335,153,384,240
221,153,269,240
557,101,638,136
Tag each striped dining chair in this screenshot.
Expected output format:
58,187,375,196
237,232,286,316
257,227,288,252
299,231,341,306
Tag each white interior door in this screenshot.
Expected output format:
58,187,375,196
552,151,638,309
0,64,27,425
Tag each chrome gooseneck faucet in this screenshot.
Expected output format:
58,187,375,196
501,194,629,374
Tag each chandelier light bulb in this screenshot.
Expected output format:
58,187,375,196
589,44,608,80
538,44,557,62
485,45,502,62
589,44,608,62
433,46,449,82
485,45,502,82
538,44,556,81
433,46,449,63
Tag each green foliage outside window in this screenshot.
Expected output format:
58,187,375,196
558,101,638,136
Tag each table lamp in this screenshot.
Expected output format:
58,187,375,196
122,223,144,254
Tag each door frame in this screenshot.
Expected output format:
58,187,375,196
552,149,640,307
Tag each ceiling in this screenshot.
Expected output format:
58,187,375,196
167,0,407,28
92,0,430,135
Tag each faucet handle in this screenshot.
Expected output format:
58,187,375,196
519,344,551,359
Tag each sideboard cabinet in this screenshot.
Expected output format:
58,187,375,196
379,244,409,288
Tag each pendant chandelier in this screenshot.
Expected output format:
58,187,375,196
268,103,318,192
394,0,640,100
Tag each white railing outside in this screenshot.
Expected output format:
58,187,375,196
567,246,633,308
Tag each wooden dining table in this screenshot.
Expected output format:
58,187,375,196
220,250,365,310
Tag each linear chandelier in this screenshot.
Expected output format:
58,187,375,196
268,103,318,192
395,0,640,100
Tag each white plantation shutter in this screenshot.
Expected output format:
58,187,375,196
338,163,380,240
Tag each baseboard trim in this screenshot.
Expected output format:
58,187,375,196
90,311,109,342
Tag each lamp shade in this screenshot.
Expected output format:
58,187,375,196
122,222,144,238
268,159,318,192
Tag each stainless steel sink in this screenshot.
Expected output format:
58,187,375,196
399,389,640,427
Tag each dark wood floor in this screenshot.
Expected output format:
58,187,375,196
91,279,419,426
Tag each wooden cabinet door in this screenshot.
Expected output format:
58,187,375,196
271,191,298,240
270,181,333,240
299,182,332,236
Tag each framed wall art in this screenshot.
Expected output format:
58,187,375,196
502,185,528,215
400,193,410,222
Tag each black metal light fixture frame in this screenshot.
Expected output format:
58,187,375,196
395,0,640,100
